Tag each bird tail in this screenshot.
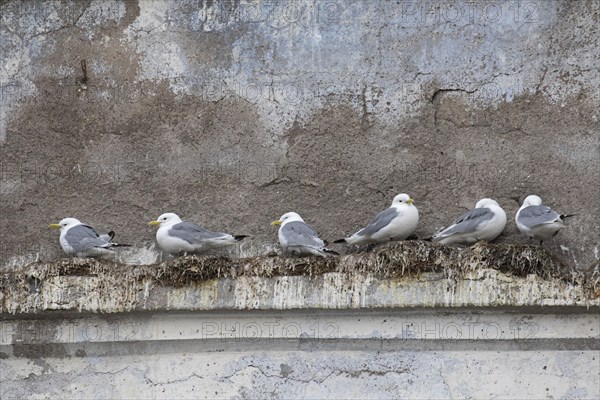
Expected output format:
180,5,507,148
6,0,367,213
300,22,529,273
234,235,249,241
421,236,433,242
561,214,576,220
333,239,346,244
110,243,131,247
323,248,340,256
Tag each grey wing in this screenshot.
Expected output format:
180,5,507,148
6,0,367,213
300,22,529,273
99,231,115,242
442,208,494,236
518,205,560,227
65,225,110,252
282,221,325,248
169,222,228,244
357,207,399,237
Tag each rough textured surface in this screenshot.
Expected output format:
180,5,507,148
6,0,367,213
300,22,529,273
1,244,599,399
1,306,599,397
1,0,599,271
1,242,599,314
1,2,599,397
1,310,599,399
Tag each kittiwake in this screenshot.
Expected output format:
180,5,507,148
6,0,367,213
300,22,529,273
334,193,419,246
516,195,575,244
49,218,130,258
271,212,339,257
432,198,507,245
149,212,248,256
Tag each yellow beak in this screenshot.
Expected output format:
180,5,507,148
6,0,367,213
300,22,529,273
49,223,61,229
148,220,161,226
271,220,282,226
406,198,414,205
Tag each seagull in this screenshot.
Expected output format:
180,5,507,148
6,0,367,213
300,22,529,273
149,213,247,256
334,193,419,246
432,198,507,245
49,218,130,258
271,212,339,257
516,195,575,244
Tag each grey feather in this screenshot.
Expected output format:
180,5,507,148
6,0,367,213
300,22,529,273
441,207,493,236
518,205,561,227
357,207,399,237
169,221,228,243
99,231,115,242
65,224,111,253
281,221,325,248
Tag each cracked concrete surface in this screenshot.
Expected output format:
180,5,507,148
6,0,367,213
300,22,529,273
0,0,598,272
1,1,599,398
1,310,598,399
1,241,599,398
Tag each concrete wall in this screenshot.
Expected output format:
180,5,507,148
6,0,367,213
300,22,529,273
1,247,599,399
1,0,599,269
2,309,599,399
1,2,599,397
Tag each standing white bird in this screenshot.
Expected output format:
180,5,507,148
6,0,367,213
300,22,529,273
49,218,130,258
271,212,339,257
515,195,574,244
149,213,247,256
334,193,419,246
432,198,507,245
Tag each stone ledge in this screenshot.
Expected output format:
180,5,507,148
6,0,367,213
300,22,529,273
1,242,598,315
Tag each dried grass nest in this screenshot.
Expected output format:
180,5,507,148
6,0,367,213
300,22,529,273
2,241,598,298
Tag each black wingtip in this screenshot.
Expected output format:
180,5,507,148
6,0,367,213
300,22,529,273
112,243,132,247
333,239,346,244
561,214,577,219
422,237,433,242
108,231,115,240
324,248,340,256
234,235,249,241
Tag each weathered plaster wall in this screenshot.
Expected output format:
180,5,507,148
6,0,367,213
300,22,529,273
1,310,599,399
1,243,599,399
0,0,598,269
1,3,599,396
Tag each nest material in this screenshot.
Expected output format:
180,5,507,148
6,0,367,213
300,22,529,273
1,241,597,297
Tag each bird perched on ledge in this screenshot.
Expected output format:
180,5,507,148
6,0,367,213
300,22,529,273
149,212,247,256
272,212,339,257
49,218,130,258
334,193,419,247
516,195,575,244
431,198,507,245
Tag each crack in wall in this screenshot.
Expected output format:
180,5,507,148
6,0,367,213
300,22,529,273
144,370,204,387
